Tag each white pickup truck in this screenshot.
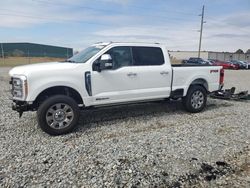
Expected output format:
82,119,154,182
9,42,224,135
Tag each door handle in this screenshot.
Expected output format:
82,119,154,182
127,72,137,76
160,71,169,75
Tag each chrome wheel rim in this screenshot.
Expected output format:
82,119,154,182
191,91,204,109
46,103,74,129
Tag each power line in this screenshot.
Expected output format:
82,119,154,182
122,3,199,16
205,17,250,33
33,0,198,16
0,12,115,27
0,11,198,33
0,7,199,27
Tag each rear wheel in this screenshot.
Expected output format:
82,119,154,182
182,85,207,113
37,95,80,135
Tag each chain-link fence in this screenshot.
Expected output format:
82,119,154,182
0,43,73,66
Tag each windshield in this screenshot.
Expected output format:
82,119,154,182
66,46,104,63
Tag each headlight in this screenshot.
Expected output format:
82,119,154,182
13,78,23,90
11,76,28,100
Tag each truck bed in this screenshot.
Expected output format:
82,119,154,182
171,65,221,96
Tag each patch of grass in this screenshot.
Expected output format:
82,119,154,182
0,57,65,67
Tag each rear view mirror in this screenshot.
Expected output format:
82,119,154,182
101,54,112,61
100,54,113,70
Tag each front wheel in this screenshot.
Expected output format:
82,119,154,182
37,95,80,135
182,85,207,113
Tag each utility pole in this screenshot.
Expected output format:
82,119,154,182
198,5,205,58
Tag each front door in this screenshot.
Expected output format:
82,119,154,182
91,46,135,105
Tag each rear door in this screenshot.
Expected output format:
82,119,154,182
129,46,172,99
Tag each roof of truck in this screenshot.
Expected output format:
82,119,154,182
92,41,164,47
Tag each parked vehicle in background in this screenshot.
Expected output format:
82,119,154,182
239,61,249,69
183,57,212,65
181,59,188,64
9,42,224,135
230,60,248,69
246,62,250,69
209,59,239,70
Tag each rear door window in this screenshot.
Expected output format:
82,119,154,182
132,47,164,66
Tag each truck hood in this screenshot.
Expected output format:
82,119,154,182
9,62,79,77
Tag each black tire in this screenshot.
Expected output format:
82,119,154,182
182,85,207,113
37,95,80,135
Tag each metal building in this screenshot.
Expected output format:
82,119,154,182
169,51,250,62
0,42,73,58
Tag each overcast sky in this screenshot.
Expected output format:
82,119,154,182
0,0,249,52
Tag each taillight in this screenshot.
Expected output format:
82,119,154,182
220,68,224,84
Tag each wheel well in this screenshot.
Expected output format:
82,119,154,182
190,79,208,92
34,86,83,107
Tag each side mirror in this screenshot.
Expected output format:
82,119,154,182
99,54,113,70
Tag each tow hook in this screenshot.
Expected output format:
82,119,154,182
210,87,250,100
12,103,25,118
19,111,23,118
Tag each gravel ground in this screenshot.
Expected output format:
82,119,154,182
0,67,249,187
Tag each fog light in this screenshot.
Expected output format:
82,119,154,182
13,90,23,98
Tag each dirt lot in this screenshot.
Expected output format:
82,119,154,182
0,67,249,187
